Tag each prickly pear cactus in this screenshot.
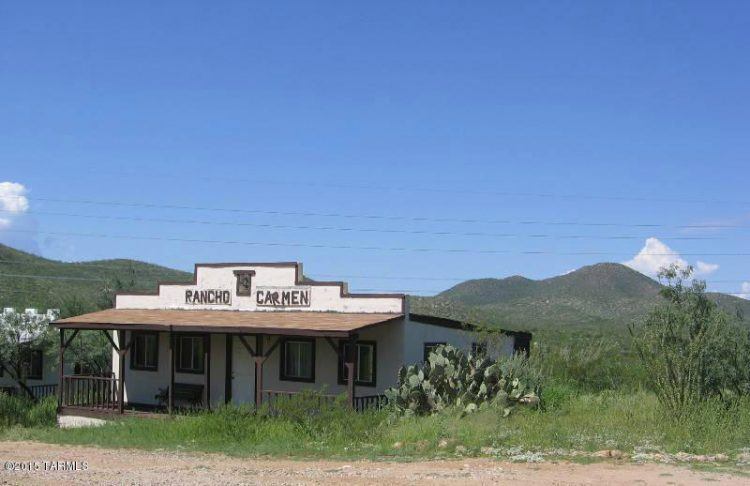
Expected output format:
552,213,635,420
384,345,541,416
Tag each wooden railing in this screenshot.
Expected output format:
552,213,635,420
353,394,388,412
261,390,388,413
61,375,119,410
261,390,338,411
29,384,57,400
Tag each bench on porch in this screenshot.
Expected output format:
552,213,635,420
156,383,205,407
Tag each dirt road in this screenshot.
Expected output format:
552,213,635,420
0,441,745,485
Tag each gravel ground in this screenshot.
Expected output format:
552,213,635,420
0,441,746,485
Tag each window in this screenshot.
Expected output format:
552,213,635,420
338,341,377,387
280,338,315,382
176,335,205,374
21,349,43,380
513,334,531,356
130,332,159,371
423,342,446,362
472,342,487,357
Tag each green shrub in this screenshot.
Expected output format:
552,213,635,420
630,265,750,418
0,393,57,428
530,337,644,392
540,382,578,410
385,345,541,416
24,396,59,427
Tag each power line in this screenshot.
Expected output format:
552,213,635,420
0,259,180,273
49,170,750,206
1,275,742,296
0,273,104,282
5,228,750,256
0,279,438,294
0,208,732,241
0,261,746,286
309,273,750,285
0,274,440,294
8,195,748,229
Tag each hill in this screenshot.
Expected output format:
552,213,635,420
1,244,747,334
410,263,750,334
0,244,192,313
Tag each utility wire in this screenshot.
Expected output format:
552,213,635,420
0,208,730,241
4,228,750,256
46,169,750,206
0,261,746,284
7,195,748,229
0,273,105,282
0,275,439,294
0,269,744,287
0,275,743,295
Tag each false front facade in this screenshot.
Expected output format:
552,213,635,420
52,262,530,415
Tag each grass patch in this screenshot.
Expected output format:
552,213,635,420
4,391,750,460
0,393,57,428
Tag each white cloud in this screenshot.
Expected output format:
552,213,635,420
624,238,688,276
0,182,29,231
738,282,750,300
0,181,29,214
624,237,719,278
694,260,719,276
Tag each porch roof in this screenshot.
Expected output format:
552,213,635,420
51,308,403,337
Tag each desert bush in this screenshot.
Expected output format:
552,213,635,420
630,265,750,418
385,345,541,416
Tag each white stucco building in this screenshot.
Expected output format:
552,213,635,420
53,262,530,415
0,308,62,399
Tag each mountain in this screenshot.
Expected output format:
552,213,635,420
0,244,192,312
1,244,747,334
410,263,750,333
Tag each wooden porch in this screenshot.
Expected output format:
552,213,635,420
57,374,386,416
56,328,387,417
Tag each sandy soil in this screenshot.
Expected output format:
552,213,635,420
0,441,745,485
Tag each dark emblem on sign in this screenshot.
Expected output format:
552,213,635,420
233,270,256,296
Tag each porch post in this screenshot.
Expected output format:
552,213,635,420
345,335,356,409
117,330,125,414
204,334,211,410
254,334,264,409
224,334,232,404
58,328,65,411
168,330,174,414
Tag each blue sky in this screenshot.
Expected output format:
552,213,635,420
1,1,748,297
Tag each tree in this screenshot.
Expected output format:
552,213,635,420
59,295,112,376
98,268,137,310
630,264,750,418
0,309,57,400
55,268,139,377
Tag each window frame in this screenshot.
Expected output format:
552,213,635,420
337,340,377,387
175,333,207,374
279,337,316,383
129,331,159,372
22,348,43,380
423,342,447,362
